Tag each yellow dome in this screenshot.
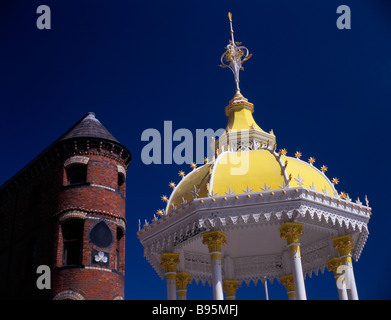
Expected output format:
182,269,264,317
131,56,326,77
164,92,337,214
166,149,337,214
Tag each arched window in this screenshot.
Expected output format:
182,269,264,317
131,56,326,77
118,172,125,187
117,165,126,189
62,219,84,266
63,156,89,186
66,164,87,185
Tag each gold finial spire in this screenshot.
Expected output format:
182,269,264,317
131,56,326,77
219,12,252,93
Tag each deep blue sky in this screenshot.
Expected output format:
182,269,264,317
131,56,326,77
1,0,390,300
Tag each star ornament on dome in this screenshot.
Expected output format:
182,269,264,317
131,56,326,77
169,181,176,189
331,178,339,185
278,148,287,156
209,190,218,197
225,187,236,195
261,183,271,192
295,151,302,159
156,209,164,216
190,162,197,170
294,174,304,187
279,181,289,190
191,185,200,199
161,195,168,202
320,165,328,173
339,191,347,199
178,170,185,178
308,157,316,165
243,185,253,193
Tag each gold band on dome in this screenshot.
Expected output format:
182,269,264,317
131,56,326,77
225,93,254,116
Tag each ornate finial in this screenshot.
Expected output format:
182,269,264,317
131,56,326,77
219,12,252,93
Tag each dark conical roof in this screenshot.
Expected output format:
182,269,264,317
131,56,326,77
58,112,119,143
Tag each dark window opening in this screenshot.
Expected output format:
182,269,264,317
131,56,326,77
118,172,125,187
62,219,84,266
66,164,87,185
116,227,124,270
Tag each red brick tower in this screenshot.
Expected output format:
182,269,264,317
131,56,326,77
0,113,131,300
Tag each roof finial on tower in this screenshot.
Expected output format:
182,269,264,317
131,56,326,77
219,12,252,94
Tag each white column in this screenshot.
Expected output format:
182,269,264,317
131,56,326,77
160,253,180,300
202,230,226,300
333,235,359,300
166,272,177,300
346,264,358,300
327,257,348,300
279,222,307,300
211,253,224,300
262,276,269,300
288,243,306,300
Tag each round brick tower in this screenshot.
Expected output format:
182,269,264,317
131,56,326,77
51,112,131,300
0,112,130,300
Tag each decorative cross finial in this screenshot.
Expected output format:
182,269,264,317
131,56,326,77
219,12,252,93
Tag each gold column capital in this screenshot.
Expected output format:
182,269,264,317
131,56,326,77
279,222,304,244
223,280,239,300
176,272,192,290
160,252,180,275
332,235,354,265
332,235,354,256
327,257,343,276
281,274,295,300
176,272,191,299
202,230,227,252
